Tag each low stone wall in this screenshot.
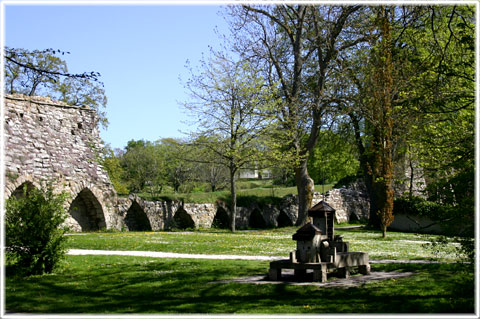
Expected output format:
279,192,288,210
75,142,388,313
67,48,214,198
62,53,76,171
389,214,443,234
323,188,370,223
389,213,467,236
114,189,370,231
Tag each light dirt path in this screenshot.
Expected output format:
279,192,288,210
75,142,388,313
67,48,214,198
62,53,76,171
67,249,279,261
67,249,444,263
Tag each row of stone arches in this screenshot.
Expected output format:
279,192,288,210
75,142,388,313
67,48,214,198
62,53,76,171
211,207,294,229
8,181,107,232
8,181,294,231
125,202,152,231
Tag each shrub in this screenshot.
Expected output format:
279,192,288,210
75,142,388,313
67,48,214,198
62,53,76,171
5,185,69,276
393,196,451,221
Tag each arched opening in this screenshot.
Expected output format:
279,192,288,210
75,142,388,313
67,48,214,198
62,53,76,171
173,208,195,229
10,181,37,199
125,201,152,231
68,188,106,232
249,208,267,229
277,210,293,227
212,207,230,229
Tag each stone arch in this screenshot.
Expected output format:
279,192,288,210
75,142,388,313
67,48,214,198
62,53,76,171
5,175,42,199
249,208,267,229
9,181,38,199
212,206,230,229
125,201,152,231
68,188,106,232
173,207,195,229
277,210,293,227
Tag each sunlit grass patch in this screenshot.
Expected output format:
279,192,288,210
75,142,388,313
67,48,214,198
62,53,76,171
66,228,462,261
5,255,474,314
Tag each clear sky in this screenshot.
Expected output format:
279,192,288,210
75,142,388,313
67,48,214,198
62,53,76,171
3,1,230,150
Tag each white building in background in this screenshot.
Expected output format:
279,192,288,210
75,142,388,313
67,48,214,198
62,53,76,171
238,168,272,179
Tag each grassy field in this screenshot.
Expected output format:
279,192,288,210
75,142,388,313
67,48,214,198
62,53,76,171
5,255,474,314
5,228,474,314
65,227,461,261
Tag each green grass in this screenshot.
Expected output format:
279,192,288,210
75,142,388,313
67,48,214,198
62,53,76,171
66,227,461,261
5,255,474,314
136,181,334,204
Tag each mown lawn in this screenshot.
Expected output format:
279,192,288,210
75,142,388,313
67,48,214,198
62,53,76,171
65,227,461,261
5,228,474,314
5,255,474,314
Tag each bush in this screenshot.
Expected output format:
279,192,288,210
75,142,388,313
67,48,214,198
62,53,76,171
332,173,364,189
396,196,474,264
5,185,69,276
393,196,451,221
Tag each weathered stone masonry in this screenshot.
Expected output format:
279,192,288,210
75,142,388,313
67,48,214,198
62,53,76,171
4,94,123,231
4,94,369,232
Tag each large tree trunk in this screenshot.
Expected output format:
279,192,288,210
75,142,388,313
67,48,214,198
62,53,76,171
229,168,236,232
295,160,315,226
372,6,395,238
371,128,394,238
349,113,379,228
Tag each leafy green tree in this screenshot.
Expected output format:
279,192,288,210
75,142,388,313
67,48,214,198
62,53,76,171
307,128,360,186
121,139,166,195
159,138,195,193
100,145,129,195
5,185,69,276
4,47,108,127
368,6,396,238
226,5,366,225
183,52,278,231
337,5,474,237
187,137,229,192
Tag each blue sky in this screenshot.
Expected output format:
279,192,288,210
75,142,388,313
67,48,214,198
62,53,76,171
4,2,230,150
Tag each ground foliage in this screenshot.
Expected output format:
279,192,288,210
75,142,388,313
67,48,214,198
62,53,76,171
5,255,474,314
5,185,69,276
65,228,462,262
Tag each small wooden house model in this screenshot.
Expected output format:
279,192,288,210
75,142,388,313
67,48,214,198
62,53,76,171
308,201,335,241
291,223,322,263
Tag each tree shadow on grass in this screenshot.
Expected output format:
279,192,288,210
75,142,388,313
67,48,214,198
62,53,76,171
5,257,475,314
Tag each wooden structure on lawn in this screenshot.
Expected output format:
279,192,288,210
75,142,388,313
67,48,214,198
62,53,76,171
269,201,370,282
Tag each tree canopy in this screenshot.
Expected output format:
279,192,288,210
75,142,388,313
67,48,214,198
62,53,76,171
4,47,108,127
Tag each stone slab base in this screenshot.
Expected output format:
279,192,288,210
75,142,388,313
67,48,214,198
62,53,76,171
211,271,414,288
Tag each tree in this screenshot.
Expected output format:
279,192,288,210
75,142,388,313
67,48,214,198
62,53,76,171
368,7,395,238
336,5,474,237
307,127,360,186
405,5,475,246
121,139,166,195
183,52,277,231
100,145,129,195
160,138,195,193
188,138,229,192
5,185,69,276
4,47,108,127
226,5,366,225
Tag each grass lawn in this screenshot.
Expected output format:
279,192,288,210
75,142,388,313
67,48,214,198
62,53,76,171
5,255,474,314
5,228,474,314
65,227,461,261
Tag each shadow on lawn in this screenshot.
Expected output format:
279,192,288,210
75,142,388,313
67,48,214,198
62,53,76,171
5,257,474,314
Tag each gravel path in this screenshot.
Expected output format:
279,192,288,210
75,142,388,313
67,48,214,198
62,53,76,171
67,249,444,263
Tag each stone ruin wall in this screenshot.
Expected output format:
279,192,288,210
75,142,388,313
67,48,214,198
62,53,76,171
4,94,370,232
4,94,123,230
